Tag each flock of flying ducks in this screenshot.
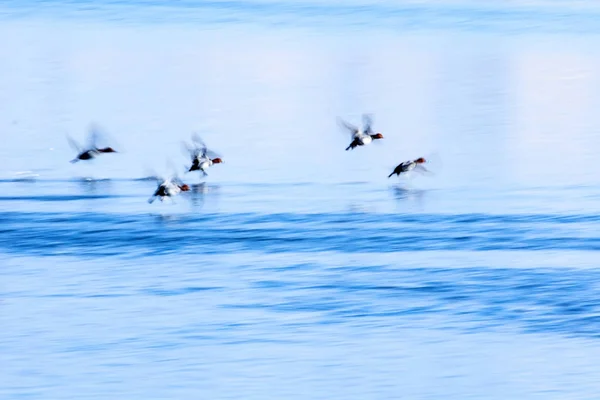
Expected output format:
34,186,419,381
68,114,430,204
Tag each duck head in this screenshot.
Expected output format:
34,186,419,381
211,158,224,164
98,147,117,153
371,133,384,140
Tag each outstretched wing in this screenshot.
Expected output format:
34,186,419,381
142,167,165,183
190,132,223,159
191,133,211,157
199,144,209,159
204,147,222,160
181,140,200,159
87,123,104,149
337,117,359,137
166,159,183,181
362,114,373,135
191,132,206,148
66,135,81,153
414,164,432,175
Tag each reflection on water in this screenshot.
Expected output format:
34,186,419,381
188,182,220,209
76,178,112,195
391,185,427,204
11,171,40,182
153,213,184,223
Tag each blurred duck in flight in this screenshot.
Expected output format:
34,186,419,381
183,133,223,177
148,176,190,204
388,157,429,178
68,124,117,163
338,114,384,151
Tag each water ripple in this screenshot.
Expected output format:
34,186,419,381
0,211,599,256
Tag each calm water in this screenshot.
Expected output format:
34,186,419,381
2,1,600,399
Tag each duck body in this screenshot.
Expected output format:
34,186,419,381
184,134,223,176
70,147,116,163
339,114,384,151
189,155,211,173
346,132,384,151
68,126,117,163
388,157,427,178
148,179,190,203
72,149,99,162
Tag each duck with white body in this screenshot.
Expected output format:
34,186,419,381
338,114,384,151
183,133,224,177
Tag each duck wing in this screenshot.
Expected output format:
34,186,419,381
190,133,215,158
414,164,432,175
182,140,201,160
198,143,210,159
362,114,374,135
337,117,359,137
204,146,222,160
191,132,206,148
66,135,82,153
86,123,104,149
142,167,165,183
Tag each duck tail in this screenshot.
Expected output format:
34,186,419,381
70,158,79,164
346,138,359,151
388,172,395,178
148,196,156,204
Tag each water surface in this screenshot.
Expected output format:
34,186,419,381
2,2,600,399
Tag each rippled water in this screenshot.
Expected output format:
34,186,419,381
2,1,600,399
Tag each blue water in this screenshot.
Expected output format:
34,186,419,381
2,1,600,399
